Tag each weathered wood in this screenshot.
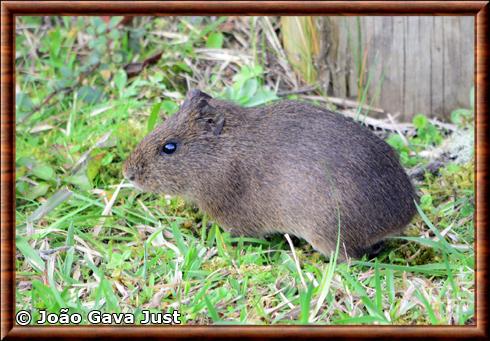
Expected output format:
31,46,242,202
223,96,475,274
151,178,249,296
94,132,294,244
314,16,474,121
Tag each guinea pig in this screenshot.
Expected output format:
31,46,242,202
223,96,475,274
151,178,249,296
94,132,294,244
124,89,417,260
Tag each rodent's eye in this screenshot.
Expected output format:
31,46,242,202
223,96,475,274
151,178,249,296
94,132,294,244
161,142,177,155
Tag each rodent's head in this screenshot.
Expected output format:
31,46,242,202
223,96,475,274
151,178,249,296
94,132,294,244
123,90,229,196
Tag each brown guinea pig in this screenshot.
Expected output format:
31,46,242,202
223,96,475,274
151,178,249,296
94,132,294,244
124,89,417,260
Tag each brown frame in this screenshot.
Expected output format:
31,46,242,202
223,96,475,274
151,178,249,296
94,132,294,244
1,1,488,339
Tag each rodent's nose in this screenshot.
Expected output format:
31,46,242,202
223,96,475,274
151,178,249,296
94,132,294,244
123,163,136,181
124,170,135,181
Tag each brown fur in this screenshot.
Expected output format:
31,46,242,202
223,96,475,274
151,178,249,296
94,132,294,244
124,90,417,260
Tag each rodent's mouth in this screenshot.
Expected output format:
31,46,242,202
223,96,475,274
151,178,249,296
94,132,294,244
127,180,147,192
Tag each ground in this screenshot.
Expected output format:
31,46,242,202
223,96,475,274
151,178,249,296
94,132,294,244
15,16,474,325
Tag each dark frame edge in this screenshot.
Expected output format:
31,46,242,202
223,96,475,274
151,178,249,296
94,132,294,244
1,1,489,340
3,325,490,339
0,2,15,340
1,1,489,16
475,1,489,339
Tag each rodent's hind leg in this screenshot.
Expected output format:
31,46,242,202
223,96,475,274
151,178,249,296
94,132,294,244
303,235,346,262
342,240,387,260
305,233,379,262
360,240,387,259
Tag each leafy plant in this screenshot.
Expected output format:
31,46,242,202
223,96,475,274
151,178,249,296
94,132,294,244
412,114,443,146
219,65,277,107
387,113,444,167
386,134,421,167
206,32,224,49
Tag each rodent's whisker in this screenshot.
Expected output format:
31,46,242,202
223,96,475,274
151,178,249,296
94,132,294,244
117,183,137,188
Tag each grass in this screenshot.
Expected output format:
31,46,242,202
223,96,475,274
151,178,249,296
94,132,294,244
15,16,474,325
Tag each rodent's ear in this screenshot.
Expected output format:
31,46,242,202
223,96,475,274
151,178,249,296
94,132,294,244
181,89,224,135
196,101,225,136
182,89,212,111
186,89,212,100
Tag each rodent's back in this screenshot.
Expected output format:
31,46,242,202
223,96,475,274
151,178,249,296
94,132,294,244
217,100,417,254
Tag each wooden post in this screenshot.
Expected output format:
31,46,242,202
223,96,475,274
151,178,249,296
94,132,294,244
283,16,474,121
